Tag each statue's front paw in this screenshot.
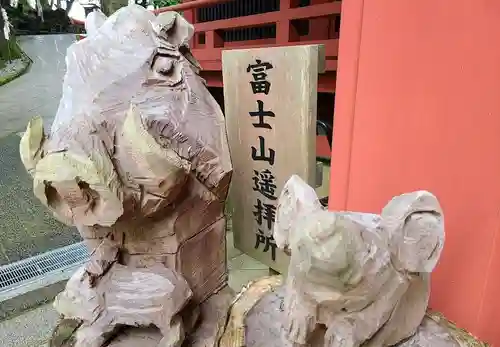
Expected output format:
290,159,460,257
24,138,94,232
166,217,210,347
158,316,184,347
324,333,355,347
285,315,316,345
324,323,356,347
74,324,108,347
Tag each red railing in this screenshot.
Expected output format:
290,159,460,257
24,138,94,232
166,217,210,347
156,0,341,75
71,1,336,158
158,0,339,158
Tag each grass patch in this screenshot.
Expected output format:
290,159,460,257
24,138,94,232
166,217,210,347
0,37,23,62
0,57,31,86
0,38,31,86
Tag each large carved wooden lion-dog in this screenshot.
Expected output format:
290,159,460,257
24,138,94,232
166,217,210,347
20,6,232,347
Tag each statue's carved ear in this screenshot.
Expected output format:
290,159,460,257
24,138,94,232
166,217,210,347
84,9,107,37
150,11,201,78
273,175,322,250
381,191,445,272
153,11,195,48
19,116,45,176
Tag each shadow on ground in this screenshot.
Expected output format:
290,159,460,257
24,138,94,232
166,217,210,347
0,133,80,266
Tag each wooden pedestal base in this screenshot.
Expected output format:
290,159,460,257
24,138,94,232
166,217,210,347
218,277,486,347
50,286,234,347
50,277,486,347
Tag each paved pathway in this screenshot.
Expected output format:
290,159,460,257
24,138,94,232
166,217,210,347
0,303,58,347
0,231,269,347
0,35,80,265
0,35,75,137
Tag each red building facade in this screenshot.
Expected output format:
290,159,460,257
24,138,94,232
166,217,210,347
170,1,500,345
158,0,340,158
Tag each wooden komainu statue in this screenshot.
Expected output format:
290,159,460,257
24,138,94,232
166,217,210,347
20,5,232,347
218,175,487,347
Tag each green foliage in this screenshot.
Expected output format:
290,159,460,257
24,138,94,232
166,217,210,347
0,56,30,86
152,0,180,10
0,37,23,62
102,0,129,15
4,5,72,35
0,35,28,86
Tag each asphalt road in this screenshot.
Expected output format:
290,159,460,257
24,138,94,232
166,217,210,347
0,35,81,265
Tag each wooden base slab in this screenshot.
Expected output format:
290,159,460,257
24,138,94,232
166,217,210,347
218,276,487,347
50,286,234,347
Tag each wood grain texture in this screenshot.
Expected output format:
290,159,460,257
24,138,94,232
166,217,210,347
222,44,325,273
21,8,233,347
218,177,478,347
218,276,485,347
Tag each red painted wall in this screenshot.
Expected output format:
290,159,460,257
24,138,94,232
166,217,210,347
330,0,500,344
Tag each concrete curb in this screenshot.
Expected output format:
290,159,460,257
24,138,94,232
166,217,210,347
0,263,82,321
0,58,32,86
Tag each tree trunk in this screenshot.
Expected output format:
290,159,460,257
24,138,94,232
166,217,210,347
100,0,128,16
36,0,44,22
0,5,8,62
0,5,21,62
65,0,74,13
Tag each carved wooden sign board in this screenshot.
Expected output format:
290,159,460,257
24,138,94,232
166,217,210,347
222,45,324,273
